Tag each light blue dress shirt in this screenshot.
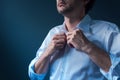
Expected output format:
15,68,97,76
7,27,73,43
28,15,120,80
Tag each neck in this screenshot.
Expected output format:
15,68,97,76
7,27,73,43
64,9,85,32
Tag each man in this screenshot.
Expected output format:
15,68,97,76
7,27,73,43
28,0,120,80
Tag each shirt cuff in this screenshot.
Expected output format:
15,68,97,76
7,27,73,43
28,59,47,80
100,54,120,80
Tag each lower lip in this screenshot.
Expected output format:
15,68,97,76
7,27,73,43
59,3,65,7
59,4,64,7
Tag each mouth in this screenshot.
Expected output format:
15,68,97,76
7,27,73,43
58,1,66,7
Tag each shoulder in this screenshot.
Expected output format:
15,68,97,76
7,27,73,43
90,19,119,33
48,24,64,33
39,24,63,49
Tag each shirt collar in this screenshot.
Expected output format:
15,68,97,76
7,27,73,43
62,15,92,33
77,15,92,32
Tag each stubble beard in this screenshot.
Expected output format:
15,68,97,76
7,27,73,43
57,5,74,15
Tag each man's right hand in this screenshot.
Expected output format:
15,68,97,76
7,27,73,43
35,33,66,74
47,33,67,56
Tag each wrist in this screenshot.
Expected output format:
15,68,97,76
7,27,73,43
83,42,95,55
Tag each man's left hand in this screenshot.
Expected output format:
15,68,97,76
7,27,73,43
66,29,91,53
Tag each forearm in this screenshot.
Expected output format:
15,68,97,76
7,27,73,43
35,55,50,74
35,33,66,74
35,47,55,74
86,43,111,72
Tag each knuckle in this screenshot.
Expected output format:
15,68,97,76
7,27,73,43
69,38,73,42
54,34,58,38
62,38,66,42
74,30,78,35
52,36,56,40
76,29,80,33
72,34,75,39
54,34,60,37
52,40,56,44
76,29,80,31
74,32,77,35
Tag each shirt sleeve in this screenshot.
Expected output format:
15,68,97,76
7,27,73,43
100,24,120,80
28,28,56,80
28,58,47,80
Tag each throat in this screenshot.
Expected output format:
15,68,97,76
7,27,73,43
64,14,85,32
65,22,79,32
64,17,82,32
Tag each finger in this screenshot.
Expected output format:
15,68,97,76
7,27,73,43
66,34,72,41
76,29,80,31
66,32,72,36
66,32,75,41
56,39,66,44
56,32,66,36
55,38,66,48
51,39,66,49
53,35,66,40
59,32,66,35
67,39,74,48
53,36,66,40
75,29,83,35
55,44,65,49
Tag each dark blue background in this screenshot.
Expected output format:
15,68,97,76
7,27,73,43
0,0,120,80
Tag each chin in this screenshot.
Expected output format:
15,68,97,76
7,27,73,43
57,8,65,14
57,5,73,14
58,10,66,14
